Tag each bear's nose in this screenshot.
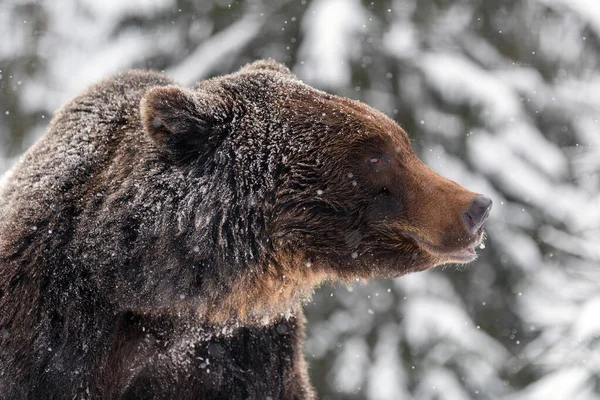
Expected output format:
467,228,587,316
462,195,493,234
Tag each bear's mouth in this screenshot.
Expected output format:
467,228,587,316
405,233,485,264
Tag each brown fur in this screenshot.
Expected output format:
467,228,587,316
200,253,332,325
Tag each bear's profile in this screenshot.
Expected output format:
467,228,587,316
0,60,491,399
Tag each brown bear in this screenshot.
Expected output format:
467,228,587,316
0,60,491,399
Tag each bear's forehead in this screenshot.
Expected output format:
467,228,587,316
277,82,413,152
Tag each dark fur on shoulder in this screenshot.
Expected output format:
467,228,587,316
0,60,486,398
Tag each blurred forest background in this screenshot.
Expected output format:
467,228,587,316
1,0,599,398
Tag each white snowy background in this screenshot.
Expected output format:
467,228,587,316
1,0,599,399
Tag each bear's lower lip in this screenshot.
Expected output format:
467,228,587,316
405,233,482,264
445,247,477,262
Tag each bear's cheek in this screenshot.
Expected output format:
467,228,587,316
368,194,403,218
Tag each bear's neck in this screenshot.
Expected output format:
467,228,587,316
105,149,334,327
152,152,334,326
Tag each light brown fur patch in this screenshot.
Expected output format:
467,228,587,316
198,252,332,326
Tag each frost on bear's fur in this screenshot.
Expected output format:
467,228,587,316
0,60,489,399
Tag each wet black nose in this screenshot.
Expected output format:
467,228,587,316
462,195,493,234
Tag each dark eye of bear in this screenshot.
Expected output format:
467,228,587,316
369,156,383,164
367,153,391,169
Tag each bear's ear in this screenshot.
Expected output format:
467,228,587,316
140,85,231,163
239,59,297,78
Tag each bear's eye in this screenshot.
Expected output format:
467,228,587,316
367,153,391,168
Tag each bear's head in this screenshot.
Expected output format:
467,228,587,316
140,60,491,322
